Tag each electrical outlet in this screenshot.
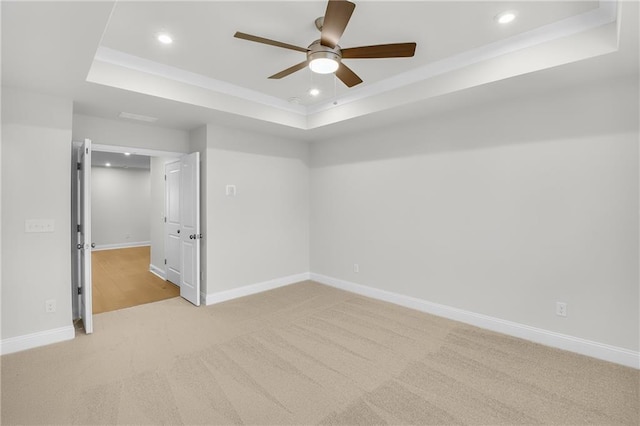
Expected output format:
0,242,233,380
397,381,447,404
45,299,56,313
354,263,359,273
556,302,567,317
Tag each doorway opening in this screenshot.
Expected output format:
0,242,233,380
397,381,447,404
72,141,201,334
92,246,180,313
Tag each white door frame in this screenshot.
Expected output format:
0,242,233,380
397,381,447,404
71,139,93,333
71,143,196,326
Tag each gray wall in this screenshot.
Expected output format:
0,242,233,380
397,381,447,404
2,78,636,360
310,77,639,351
91,166,151,247
73,114,190,153
204,123,310,293
1,87,73,339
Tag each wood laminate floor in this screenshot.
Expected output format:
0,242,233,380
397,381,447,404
92,246,180,314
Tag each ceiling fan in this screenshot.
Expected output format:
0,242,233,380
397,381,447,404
233,0,416,88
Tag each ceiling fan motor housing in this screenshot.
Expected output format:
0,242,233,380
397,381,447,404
307,39,342,65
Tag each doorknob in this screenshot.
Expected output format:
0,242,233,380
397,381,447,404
177,230,180,234
91,243,96,248
77,244,82,250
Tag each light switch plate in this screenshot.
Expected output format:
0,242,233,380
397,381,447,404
25,219,55,233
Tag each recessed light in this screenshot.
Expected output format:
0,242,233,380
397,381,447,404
495,11,516,24
124,152,131,156
105,163,111,167
309,88,320,97
157,33,173,44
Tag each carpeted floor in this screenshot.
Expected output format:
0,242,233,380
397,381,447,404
1,281,638,424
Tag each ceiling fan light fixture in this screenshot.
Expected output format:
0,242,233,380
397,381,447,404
308,52,340,74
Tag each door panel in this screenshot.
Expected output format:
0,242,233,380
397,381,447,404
78,139,93,334
165,160,181,285
180,152,200,306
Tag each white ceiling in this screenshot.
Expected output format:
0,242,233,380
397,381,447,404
99,1,598,104
1,1,638,140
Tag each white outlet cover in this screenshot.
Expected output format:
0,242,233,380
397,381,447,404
226,185,237,196
556,302,567,317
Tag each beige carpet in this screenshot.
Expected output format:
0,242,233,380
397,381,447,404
1,281,638,424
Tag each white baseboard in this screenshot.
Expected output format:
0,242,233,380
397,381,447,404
92,241,150,251
149,264,166,280
310,273,640,370
205,272,311,305
1,325,75,355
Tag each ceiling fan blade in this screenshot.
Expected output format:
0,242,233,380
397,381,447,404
335,62,363,87
268,61,309,79
321,0,355,48
234,32,308,53
342,43,417,59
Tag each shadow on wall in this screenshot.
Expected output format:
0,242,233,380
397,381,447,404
310,77,639,168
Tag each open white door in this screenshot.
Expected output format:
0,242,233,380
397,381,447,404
77,138,93,333
179,152,200,306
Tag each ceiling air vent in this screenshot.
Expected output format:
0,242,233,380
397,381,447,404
118,111,158,123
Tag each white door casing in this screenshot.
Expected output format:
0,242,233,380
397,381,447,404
165,160,181,285
179,152,201,306
70,145,201,335
78,138,93,334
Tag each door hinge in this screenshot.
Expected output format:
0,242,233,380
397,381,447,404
164,174,167,181
77,287,82,295
164,217,167,223
77,163,81,170
164,259,167,265
77,224,81,232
